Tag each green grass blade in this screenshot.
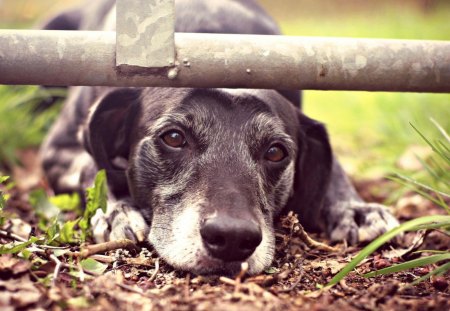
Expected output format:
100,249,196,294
393,173,450,199
389,175,449,210
408,221,450,231
435,140,450,162
410,123,449,162
0,236,40,255
415,155,440,181
411,262,450,286
363,253,450,278
326,215,450,287
412,250,448,255
430,118,450,144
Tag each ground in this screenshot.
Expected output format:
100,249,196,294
0,154,449,310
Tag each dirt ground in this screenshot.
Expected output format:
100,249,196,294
0,154,449,310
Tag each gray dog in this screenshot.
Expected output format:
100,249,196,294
40,0,398,275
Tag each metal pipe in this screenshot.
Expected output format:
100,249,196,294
0,30,449,92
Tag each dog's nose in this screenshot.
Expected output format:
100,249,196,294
200,217,262,262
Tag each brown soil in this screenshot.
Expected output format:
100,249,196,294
0,171,449,310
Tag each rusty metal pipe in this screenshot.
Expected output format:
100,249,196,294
0,30,449,92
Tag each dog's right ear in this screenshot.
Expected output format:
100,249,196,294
82,88,142,197
284,112,333,232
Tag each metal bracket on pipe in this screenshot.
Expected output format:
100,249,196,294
116,0,175,68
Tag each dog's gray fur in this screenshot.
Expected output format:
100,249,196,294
40,0,398,275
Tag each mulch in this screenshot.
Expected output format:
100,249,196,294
0,173,449,310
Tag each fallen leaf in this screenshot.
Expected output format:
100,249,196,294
7,218,32,240
0,254,31,278
0,275,42,308
309,259,347,275
382,231,426,259
80,258,108,275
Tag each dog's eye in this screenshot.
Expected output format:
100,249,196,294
265,144,287,162
161,130,186,148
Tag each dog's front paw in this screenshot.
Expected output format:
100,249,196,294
327,201,399,244
90,199,149,243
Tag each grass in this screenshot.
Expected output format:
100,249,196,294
327,120,450,288
304,92,450,177
327,215,450,287
0,86,62,170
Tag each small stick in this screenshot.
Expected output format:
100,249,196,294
296,224,338,252
89,254,115,263
50,254,62,286
77,261,86,282
117,283,145,295
79,239,138,258
184,273,191,299
148,258,160,282
277,261,304,293
0,229,28,242
234,262,249,294
123,256,155,266
338,279,357,294
236,262,249,280
219,276,236,286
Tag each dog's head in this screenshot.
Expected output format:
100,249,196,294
83,87,332,275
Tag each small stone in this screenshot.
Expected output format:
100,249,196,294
374,258,390,270
415,267,430,276
431,276,448,291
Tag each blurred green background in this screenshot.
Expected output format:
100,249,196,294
0,0,449,179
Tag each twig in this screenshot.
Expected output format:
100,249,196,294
338,278,357,294
237,262,249,280
220,276,279,300
117,283,145,295
38,244,71,250
0,229,28,242
296,223,338,252
148,258,160,282
219,276,236,286
234,262,249,294
50,254,62,286
124,256,155,266
77,261,85,282
89,254,115,263
277,260,304,293
219,262,249,294
79,239,138,258
184,273,191,299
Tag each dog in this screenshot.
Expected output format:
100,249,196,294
39,0,399,275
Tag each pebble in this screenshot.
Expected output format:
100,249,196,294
431,276,448,291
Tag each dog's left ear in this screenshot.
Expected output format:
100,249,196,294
82,88,142,197
285,112,333,231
